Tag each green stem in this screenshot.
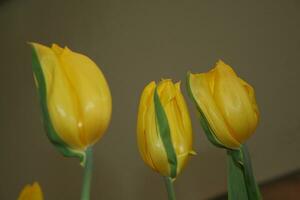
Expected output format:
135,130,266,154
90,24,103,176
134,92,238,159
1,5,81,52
240,145,262,200
81,147,93,200
227,149,247,200
227,144,261,200
164,177,176,200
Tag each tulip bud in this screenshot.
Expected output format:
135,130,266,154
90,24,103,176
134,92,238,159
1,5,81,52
137,79,194,178
187,60,259,149
18,182,43,200
31,43,112,164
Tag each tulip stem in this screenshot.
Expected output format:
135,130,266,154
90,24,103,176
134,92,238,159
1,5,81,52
81,147,93,200
227,144,261,200
164,177,176,200
240,145,262,200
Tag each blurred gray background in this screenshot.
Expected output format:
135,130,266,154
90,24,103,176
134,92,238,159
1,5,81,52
0,0,300,199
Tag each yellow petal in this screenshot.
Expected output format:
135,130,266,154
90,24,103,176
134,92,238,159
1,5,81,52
51,43,63,55
239,78,260,120
174,82,193,141
157,79,176,106
32,43,84,149
213,61,259,143
136,81,156,170
57,47,112,147
31,43,57,95
189,72,241,148
18,182,43,200
171,82,193,174
137,81,170,176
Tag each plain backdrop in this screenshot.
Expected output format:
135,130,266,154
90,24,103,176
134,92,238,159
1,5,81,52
0,0,300,199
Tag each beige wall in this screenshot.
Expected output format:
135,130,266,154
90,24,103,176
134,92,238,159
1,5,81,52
1,0,300,199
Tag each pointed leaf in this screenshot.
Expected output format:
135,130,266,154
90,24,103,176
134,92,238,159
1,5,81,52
154,89,178,178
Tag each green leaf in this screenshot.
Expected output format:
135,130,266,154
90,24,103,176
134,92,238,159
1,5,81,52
227,149,248,200
154,88,177,178
240,145,262,200
227,145,262,200
31,46,86,165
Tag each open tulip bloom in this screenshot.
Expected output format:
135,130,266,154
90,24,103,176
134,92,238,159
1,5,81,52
187,60,261,200
30,43,112,200
137,80,194,200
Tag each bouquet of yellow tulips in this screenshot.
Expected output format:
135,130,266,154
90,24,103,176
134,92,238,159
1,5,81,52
18,42,261,200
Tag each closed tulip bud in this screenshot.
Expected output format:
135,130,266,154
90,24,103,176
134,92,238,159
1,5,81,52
18,182,43,200
187,60,259,149
137,79,194,178
31,43,112,164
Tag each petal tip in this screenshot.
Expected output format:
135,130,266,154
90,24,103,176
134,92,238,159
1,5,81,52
215,59,236,74
189,150,197,156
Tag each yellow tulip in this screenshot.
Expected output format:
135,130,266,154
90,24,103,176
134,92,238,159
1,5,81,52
18,182,43,200
188,60,259,149
137,79,194,178
31,43,112,163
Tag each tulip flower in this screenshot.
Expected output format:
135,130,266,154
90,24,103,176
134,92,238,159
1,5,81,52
30,42,112,161
30,42,112,200
187,60,259,149
187,60,261,200
137,79,194,200
18,182,43,200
